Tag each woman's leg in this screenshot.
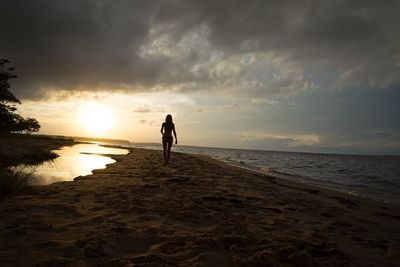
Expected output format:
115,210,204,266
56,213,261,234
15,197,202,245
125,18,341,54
166,139,173,163
162,139,167,164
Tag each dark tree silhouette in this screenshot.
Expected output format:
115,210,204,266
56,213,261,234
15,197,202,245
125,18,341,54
16,117,41,134
0,59,41,134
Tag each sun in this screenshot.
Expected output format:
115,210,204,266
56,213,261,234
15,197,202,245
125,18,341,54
79,102,116,135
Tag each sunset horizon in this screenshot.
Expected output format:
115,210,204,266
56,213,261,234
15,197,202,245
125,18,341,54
1,1,399,155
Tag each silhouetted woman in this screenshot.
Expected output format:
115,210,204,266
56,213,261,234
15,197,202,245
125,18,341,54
160,114,177,165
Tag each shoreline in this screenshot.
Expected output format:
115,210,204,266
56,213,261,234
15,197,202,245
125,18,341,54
117,146,400,208
14,139,399,209
0,147,399,266
40,144,400,211
191,153,400,207
129,144,400,205
225,160,400,207
191,151,400,210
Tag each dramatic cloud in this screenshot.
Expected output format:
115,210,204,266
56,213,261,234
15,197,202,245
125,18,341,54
1,0,399,99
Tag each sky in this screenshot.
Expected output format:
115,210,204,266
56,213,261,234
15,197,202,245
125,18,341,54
1,0,400,154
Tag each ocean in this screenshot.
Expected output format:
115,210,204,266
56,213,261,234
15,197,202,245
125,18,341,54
129,143,400,204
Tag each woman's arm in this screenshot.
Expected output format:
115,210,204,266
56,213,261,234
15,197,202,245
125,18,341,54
160,123,164,134
173,124,177,144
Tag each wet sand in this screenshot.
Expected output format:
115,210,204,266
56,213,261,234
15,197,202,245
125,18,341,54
0,148,399,266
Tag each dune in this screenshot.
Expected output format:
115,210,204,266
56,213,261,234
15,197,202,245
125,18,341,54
0,148,399,266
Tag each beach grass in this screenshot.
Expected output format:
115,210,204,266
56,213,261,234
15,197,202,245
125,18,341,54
0,144,58,196
0,165,36,195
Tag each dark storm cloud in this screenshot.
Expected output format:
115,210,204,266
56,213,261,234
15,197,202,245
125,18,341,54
0,0,161,98
1,0,399,99
153,0,400,93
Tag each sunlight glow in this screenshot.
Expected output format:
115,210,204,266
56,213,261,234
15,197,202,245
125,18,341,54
79,102,116,135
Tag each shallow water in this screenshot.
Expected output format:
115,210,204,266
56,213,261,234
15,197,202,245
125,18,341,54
30,144,128,185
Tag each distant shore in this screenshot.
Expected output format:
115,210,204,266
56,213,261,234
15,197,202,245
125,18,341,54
0,146,399,266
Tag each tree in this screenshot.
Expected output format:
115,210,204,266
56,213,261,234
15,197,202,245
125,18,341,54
0,59,41,134
16,117,41,134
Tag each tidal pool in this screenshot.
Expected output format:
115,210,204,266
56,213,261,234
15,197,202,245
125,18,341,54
30,144,129,185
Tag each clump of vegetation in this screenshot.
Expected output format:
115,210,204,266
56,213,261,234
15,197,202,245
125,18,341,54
0,59,40,135
0,148,58,197
0,166,36,196
20,148,59,166
0,137,61,169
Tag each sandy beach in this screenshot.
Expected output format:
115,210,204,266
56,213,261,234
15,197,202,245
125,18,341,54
0,148,399,266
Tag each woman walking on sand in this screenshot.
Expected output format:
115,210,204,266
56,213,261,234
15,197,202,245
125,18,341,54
160,114,177,165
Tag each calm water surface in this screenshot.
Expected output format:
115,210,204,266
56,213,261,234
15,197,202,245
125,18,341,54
30,144,128,185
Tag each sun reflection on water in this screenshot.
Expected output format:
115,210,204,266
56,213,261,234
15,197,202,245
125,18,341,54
30,144,128,185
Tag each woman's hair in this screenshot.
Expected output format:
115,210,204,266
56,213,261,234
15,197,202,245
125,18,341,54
165,114,173,124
